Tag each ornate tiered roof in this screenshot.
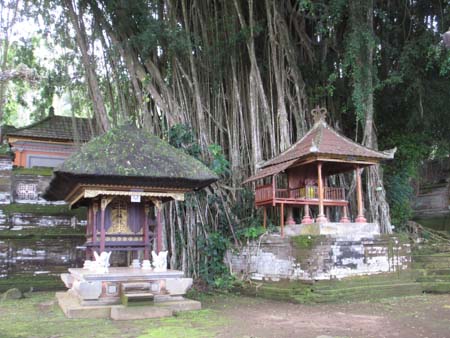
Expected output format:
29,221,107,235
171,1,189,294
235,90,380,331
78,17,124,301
244,107,395,183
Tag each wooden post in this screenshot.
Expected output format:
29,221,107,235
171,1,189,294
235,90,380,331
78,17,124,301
86,205,92,259
92,202,98,245
286,207,295,225
302,204,313,224
100,197,113,253
272,175,276,206
263,207,267,229
340,205,350,223
155,200,163,253
100,206,106,253
355,166,367,223
316,162,327,222
144,203,150,260
280,203,284,237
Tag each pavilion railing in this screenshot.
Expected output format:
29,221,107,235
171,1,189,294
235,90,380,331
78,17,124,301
255,184,273,202
255,184,345,202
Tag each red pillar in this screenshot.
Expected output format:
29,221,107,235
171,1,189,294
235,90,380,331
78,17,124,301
280,203,285,237
86,205,93,259
263,207,267,229
92,202,98,245
302,204,313,224
143,204,150,260
355,166,367,223
316,162,328,222
156,204,162,253
100,207,106,253
286,207,295,225
340,205,350,223
272,175,276,206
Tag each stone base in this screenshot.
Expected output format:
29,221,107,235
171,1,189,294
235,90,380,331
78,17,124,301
299,222,379,239
283,224,303,237
56,291,201,320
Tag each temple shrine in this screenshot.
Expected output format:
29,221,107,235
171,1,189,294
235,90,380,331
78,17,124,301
43,123,218,320
244,107,395,237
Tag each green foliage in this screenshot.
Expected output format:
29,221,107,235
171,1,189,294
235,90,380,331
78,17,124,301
207,144,230,177
167,123,201,158
237,225,266,241
343,1,377,125
197,232,233,289
381,133,428,230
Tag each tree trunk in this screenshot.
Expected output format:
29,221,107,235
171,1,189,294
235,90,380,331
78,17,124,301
64,0,109,132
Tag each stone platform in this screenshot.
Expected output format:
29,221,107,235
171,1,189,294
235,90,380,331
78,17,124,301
59,266,197,319
284,222,380,239
56,291,201,320
228,230,411,281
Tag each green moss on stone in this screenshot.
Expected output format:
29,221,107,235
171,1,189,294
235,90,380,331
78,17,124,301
0,203,87,219
0,226,85,239
290,235,326,249
12,167,54,176
0,275,64,293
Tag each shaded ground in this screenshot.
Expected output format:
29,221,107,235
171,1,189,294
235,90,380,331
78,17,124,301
0,292,449,338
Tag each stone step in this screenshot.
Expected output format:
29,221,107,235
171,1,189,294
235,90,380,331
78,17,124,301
120,292,155,306
420,281,450,293
307,283,424,303
235,276,426,304
412,262,450,269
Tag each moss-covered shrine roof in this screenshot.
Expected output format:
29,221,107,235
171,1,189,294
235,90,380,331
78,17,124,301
43,124,218,201
6,114,94,142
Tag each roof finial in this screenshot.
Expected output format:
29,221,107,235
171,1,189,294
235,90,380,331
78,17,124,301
311,106,327,124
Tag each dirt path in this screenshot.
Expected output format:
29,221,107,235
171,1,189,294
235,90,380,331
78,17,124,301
206,294,450,338
1,292,449,337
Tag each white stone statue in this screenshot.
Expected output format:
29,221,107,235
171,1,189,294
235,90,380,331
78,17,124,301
141,259,152,270
92,251,112,273
151,250,168,272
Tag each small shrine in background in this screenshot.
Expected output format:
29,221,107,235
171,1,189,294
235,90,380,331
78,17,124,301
43,123,218,320
6,108,94,168
244,107,395,237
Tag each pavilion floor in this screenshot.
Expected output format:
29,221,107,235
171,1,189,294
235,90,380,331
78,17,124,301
255,197,348,207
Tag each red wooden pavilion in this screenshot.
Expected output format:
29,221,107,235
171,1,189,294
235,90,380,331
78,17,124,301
244,107,395,236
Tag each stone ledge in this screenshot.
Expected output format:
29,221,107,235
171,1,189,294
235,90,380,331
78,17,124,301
55,291,201,320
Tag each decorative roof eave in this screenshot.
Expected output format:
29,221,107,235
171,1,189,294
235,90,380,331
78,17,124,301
66,184,186,206
44,170,211,202
7,136,78,144
293,153,391,166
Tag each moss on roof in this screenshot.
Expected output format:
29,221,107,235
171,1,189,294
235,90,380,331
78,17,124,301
58,124,217,179
44,124,218,201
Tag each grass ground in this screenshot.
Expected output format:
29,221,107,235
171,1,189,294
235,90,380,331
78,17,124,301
1,291,450,338
0,292,226,338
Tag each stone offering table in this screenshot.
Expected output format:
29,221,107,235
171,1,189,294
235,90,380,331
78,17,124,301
57,267,199,320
